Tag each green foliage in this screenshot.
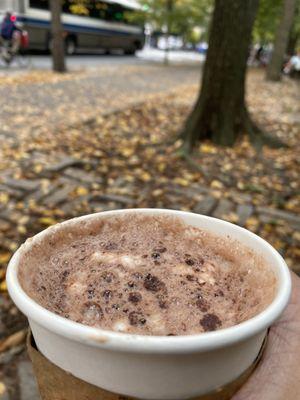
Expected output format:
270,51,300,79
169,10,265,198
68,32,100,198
254,0,300,46
129,0,213,43
253,0,282,43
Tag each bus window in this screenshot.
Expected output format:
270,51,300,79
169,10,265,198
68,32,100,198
29,0,49,10
106,3,126,22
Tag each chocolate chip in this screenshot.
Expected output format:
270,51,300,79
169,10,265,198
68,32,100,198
101,272,115,283
185,258,195,266
214,289,224,297
127,281,136,288
128,292,142,304
144,274,165,292
103,290,113,301
195,298,209,312
151,252,161,260
186,274,195,281
200,313,222,332
112,303,120,310
133,272,143,280
62,270,69,278
123,308,129,313
154,247,167,253
159,300,168,309
87,288,95,299
167,333,176,336
128,311,147,326
105,242,118,250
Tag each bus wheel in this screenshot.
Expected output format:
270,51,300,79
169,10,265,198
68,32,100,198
124,47,136,55
65,37,76,55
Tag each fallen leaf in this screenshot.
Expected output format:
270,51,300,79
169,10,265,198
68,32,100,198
0,330,26,352
75,186,89,196
38,217,57,226
0,382,6,396
0,280,7,291
0,253,11,264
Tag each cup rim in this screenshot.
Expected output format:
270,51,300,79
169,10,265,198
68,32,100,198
6,209,291,354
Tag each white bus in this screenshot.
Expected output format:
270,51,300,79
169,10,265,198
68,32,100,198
0,0,144,54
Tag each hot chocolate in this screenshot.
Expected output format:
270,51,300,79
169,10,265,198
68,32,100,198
18,214,277,335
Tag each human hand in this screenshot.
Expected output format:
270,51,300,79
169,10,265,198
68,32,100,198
233,271,300,400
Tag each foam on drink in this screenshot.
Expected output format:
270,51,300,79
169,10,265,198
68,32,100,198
18,214,277,335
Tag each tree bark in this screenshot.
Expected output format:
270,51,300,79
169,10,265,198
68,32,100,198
182,0,261,151
266,0,297,81
287,31,299,56
163,0,173,66
50,0,66,73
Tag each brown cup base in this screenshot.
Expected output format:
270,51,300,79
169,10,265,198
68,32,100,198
27,330,267,400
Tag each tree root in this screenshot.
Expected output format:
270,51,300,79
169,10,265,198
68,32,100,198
243,109,287,150
176,147,208,177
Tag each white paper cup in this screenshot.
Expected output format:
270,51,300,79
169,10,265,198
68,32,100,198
7,209,291,400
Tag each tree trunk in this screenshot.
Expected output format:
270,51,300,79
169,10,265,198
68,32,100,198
50,0,66,73
182,0,261,151
163,0,173,66
287,31,299,56
266,0,297,81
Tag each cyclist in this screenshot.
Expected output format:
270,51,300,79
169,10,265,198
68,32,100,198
0,11,21,61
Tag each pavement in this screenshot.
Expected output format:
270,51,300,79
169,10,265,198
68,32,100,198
0,61,201,142
0,48,204,73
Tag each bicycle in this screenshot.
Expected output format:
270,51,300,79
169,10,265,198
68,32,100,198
0,30,31,68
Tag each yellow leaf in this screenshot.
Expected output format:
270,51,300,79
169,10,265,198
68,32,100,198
152,189,163,197
173,177,189,187
223,212,239,223
273,240,285,250
245,217,259,230
17,225,27,234
0,193,9,204
140,171,151,182
0,382,6,396
75,186,89,196
121,147,134,157
292,232,300,241
291,248,300,257
0,330,26,352
39,217,57,226
200,144,217,154
157,163,166,172
0,280,7,291
211,180,224,189
8,242,18,251
33,164,43,174
0,253,11,264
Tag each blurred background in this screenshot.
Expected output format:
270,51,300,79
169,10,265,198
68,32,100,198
0,0,299,398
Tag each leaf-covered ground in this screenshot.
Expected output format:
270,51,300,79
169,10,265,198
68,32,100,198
0,68,299,283
0,65,299,399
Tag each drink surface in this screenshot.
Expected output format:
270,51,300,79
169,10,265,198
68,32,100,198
18,214,277,335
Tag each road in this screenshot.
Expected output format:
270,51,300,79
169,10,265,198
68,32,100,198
0,52,201,143
0,48,204,72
